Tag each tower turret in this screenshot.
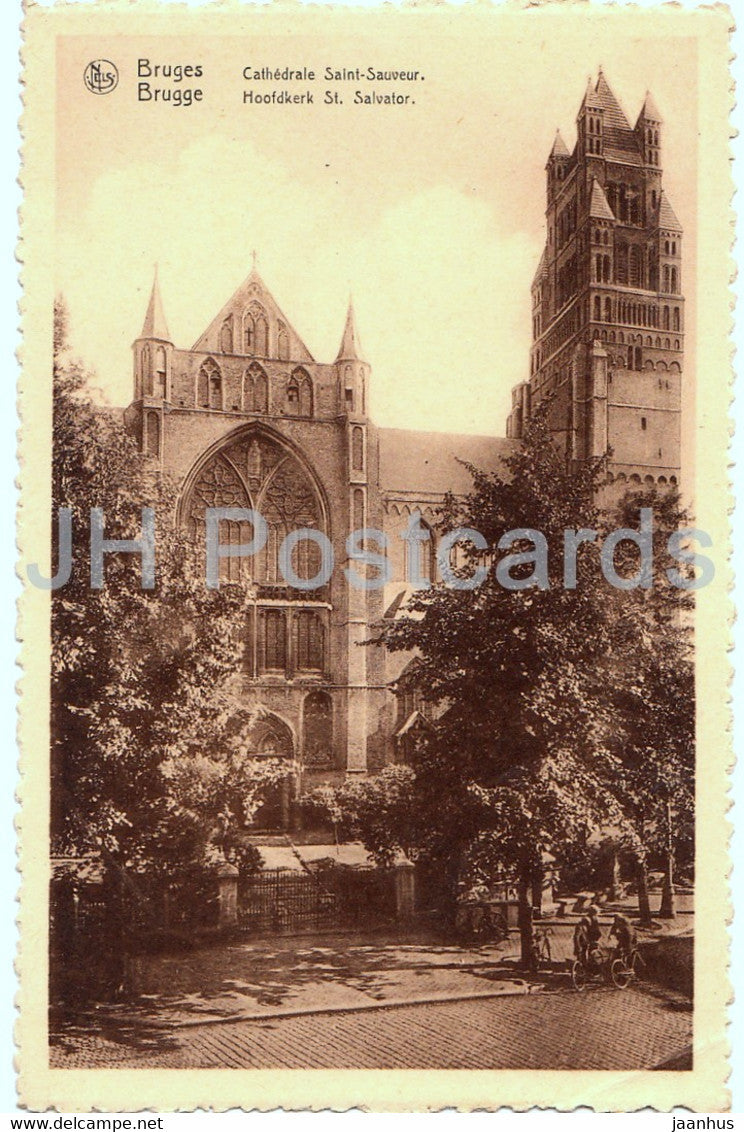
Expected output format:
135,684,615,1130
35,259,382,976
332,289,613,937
133,266,173,403
336,297,370,777
132,266,172,460
635,90,663,169
577,74,605,158
546,129,570,202
335,299,368,421
508,73,683,496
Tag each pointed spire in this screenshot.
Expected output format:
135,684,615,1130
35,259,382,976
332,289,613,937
140,265,170,341
336,298,363,362
580,75,602,112
594,69,631,128
656,190,682,233
588,178,615,221
637,90,662,124
550,129,570,158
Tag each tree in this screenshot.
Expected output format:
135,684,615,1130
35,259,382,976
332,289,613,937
305,765,420,867
333,407,641,965
605,484,695,923
50,299,282,986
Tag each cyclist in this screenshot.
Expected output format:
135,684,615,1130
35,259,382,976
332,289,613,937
584,904,603,971
572,915,590,965
609,913,637,965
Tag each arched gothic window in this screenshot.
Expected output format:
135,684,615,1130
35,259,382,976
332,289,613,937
352,426,364,471
181,430,325,589
303,691,332,767
296,613,324,673
286,379,300,415
243,363,268,413
262,610,287,670
254,314,268,356
277,323,289,361
616,242,628,285
244,304,269,356
141,344,151,394
155,346,167,397
220,318,234,354
290,368,313,417
352,488,364,533
404,514,435,586
243,311,255,354
197,358,221,409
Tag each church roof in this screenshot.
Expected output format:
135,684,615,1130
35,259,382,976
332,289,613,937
531,247,547,288
580,76,603,113
588,178,615,221
336,299,363,361
550,129,570,158
656,190,682,232
588,70,644,166
594,69,631,131
191,265,315,362
637,90,662,124
378,427,515,497
140,267,170,341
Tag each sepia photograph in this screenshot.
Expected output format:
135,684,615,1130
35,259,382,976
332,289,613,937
16,2,733,1112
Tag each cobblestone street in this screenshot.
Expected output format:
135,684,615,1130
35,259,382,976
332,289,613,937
51,984,692,1071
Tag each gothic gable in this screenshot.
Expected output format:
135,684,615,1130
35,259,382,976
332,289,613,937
191,268,314,364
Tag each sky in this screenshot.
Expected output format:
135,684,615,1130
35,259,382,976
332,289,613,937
55,14,698,443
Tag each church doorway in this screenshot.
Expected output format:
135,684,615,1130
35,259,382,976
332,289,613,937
238,712,296,831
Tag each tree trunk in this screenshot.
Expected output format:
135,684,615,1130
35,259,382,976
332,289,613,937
609,852,622,900
636,858,653,927
659,800,676,919
531,858,544,919
518,876,536,971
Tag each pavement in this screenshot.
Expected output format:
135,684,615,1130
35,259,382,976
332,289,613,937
50,985,693,1071
49,921,693,1071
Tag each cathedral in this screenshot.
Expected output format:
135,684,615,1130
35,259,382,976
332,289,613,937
124,70,683,830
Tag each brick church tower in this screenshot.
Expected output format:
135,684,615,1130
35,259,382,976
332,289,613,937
507,71,683,492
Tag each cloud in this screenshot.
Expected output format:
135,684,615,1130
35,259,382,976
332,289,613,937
56,134,538,433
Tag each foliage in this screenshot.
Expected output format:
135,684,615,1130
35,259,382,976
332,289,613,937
605,485,695,879
304,765,419,867
324,405,695,953
50,297,279,884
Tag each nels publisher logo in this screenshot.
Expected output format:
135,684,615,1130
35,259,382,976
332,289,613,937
83,60,119,95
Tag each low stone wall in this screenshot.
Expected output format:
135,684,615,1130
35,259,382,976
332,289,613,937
639,933,693,996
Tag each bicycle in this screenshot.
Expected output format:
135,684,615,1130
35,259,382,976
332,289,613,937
570,945,603,991
571,945,644,991
609,946,644,989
